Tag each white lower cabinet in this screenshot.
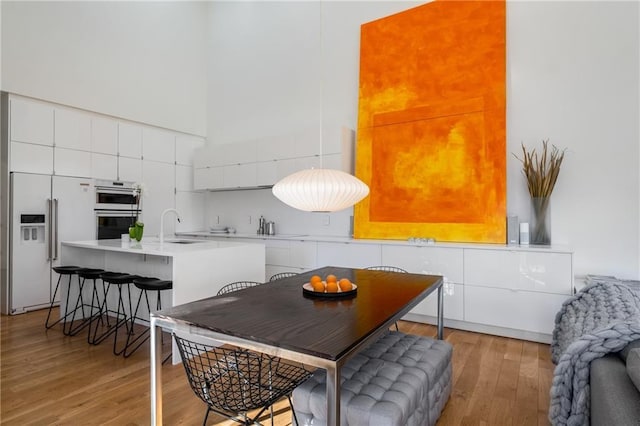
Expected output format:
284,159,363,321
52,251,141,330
410,282,464,321
464,286,567,335
317,241,381,268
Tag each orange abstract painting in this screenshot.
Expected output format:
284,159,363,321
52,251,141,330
354,0,506,243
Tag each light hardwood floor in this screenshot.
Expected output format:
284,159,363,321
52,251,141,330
1,309,554,425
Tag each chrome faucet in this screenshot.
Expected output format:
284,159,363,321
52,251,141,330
159,208,182,245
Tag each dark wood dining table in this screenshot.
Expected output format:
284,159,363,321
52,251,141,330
149,266,444,425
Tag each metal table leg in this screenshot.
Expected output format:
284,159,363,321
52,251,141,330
150,317,163,425
437,283,444,340
326,364,340,425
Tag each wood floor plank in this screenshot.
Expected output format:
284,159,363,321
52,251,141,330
1,309,556,425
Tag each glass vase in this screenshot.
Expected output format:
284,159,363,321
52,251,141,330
134,222,144,242
129,225,136,240
530,197,551,245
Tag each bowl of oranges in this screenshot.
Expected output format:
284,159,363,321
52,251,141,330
302,274,357,298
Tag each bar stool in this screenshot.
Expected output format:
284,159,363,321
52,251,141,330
45,266,83,333
75,268,109,340
123,277,173,358
63,268,106,336
89,272,137,356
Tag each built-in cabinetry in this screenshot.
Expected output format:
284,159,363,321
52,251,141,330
193,127,354,191
7,94,205,236
187,232,572,343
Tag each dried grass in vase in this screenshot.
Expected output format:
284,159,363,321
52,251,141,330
513,140,566,244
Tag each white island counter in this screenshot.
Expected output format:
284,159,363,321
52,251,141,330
60,238,265,307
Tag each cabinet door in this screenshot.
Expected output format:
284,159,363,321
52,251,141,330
176,135,205,166
54,148,91,177
265,240,290,266
118,156,142,183
91,153,118,180
143,127,175,164
176,164,194,191
141,160,175,237
54,108,91,151
10,97,54,146
409,282,464,321
290,241,317,269
118,122,142,159
194,167,223,190
316,242,381,268
92,116,118,155
381,245,463,283
464,286,567,335
222,163,257,188
256,161,277,186
464,249,572,294
10,142,54,174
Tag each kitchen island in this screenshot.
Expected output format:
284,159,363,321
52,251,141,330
59,238,265,325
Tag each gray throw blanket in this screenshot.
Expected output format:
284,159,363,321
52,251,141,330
549,279,640,426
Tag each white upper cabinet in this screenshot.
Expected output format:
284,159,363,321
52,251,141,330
10,97,54,146
91,153,118,180
142,127,175,164
176,164,194,191
119,156,142,183
10,141,53,174
54,108,91,151
118,122,142,159
54,147,92,177
91,116,118,155
176,135,205,166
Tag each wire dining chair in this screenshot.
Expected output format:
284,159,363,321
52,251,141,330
268,272,299,282
173,334,311,425
217,281,262,296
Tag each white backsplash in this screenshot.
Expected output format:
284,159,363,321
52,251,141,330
205,188,353,237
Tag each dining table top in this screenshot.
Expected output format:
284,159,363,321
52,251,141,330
154,266,443,361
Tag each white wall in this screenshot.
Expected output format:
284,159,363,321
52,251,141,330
205,1,640,280
1,1,207,136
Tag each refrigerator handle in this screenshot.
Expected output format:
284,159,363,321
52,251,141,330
53,198,59,260
47,198,52,261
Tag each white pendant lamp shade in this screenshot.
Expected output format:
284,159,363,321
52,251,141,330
272,168,370,212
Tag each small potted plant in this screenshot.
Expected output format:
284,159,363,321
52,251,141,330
514,140,565,245
130,182,145,242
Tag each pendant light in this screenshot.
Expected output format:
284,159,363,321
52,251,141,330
272,3,369,213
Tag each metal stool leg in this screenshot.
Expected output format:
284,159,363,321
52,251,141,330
45,273,66,330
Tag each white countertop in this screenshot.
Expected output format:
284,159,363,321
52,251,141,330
176,231,573,253
61,237,264,257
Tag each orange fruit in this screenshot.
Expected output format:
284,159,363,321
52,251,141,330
312,281,325,292
338,278,352,292
326,281,339,293
326,274,338,283
310,275,322,284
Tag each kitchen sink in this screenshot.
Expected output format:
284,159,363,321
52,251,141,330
164,239,206,244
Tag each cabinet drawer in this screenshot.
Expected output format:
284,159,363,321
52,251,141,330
381,245,463,283
316,242,381,268
464,286,567,334
409,282,464,321
464,249,572,294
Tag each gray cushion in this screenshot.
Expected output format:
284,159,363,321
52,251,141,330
627,348,640,393
591,354,640,426
619,338,640,362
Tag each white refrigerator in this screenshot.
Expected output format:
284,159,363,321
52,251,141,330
9,172,94,314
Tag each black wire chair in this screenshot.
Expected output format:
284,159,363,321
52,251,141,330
217,281,262,296
365,265,409,273
268,272,299,282
173,336,311,425
365,266,408,330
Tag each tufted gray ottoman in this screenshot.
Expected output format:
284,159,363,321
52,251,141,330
292,331,452,426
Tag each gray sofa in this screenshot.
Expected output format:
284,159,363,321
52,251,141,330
591,339,640,426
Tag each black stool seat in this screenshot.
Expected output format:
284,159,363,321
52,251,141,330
133,278,173,291
77,268,105,279
102,272,138,284
52,266,83,275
